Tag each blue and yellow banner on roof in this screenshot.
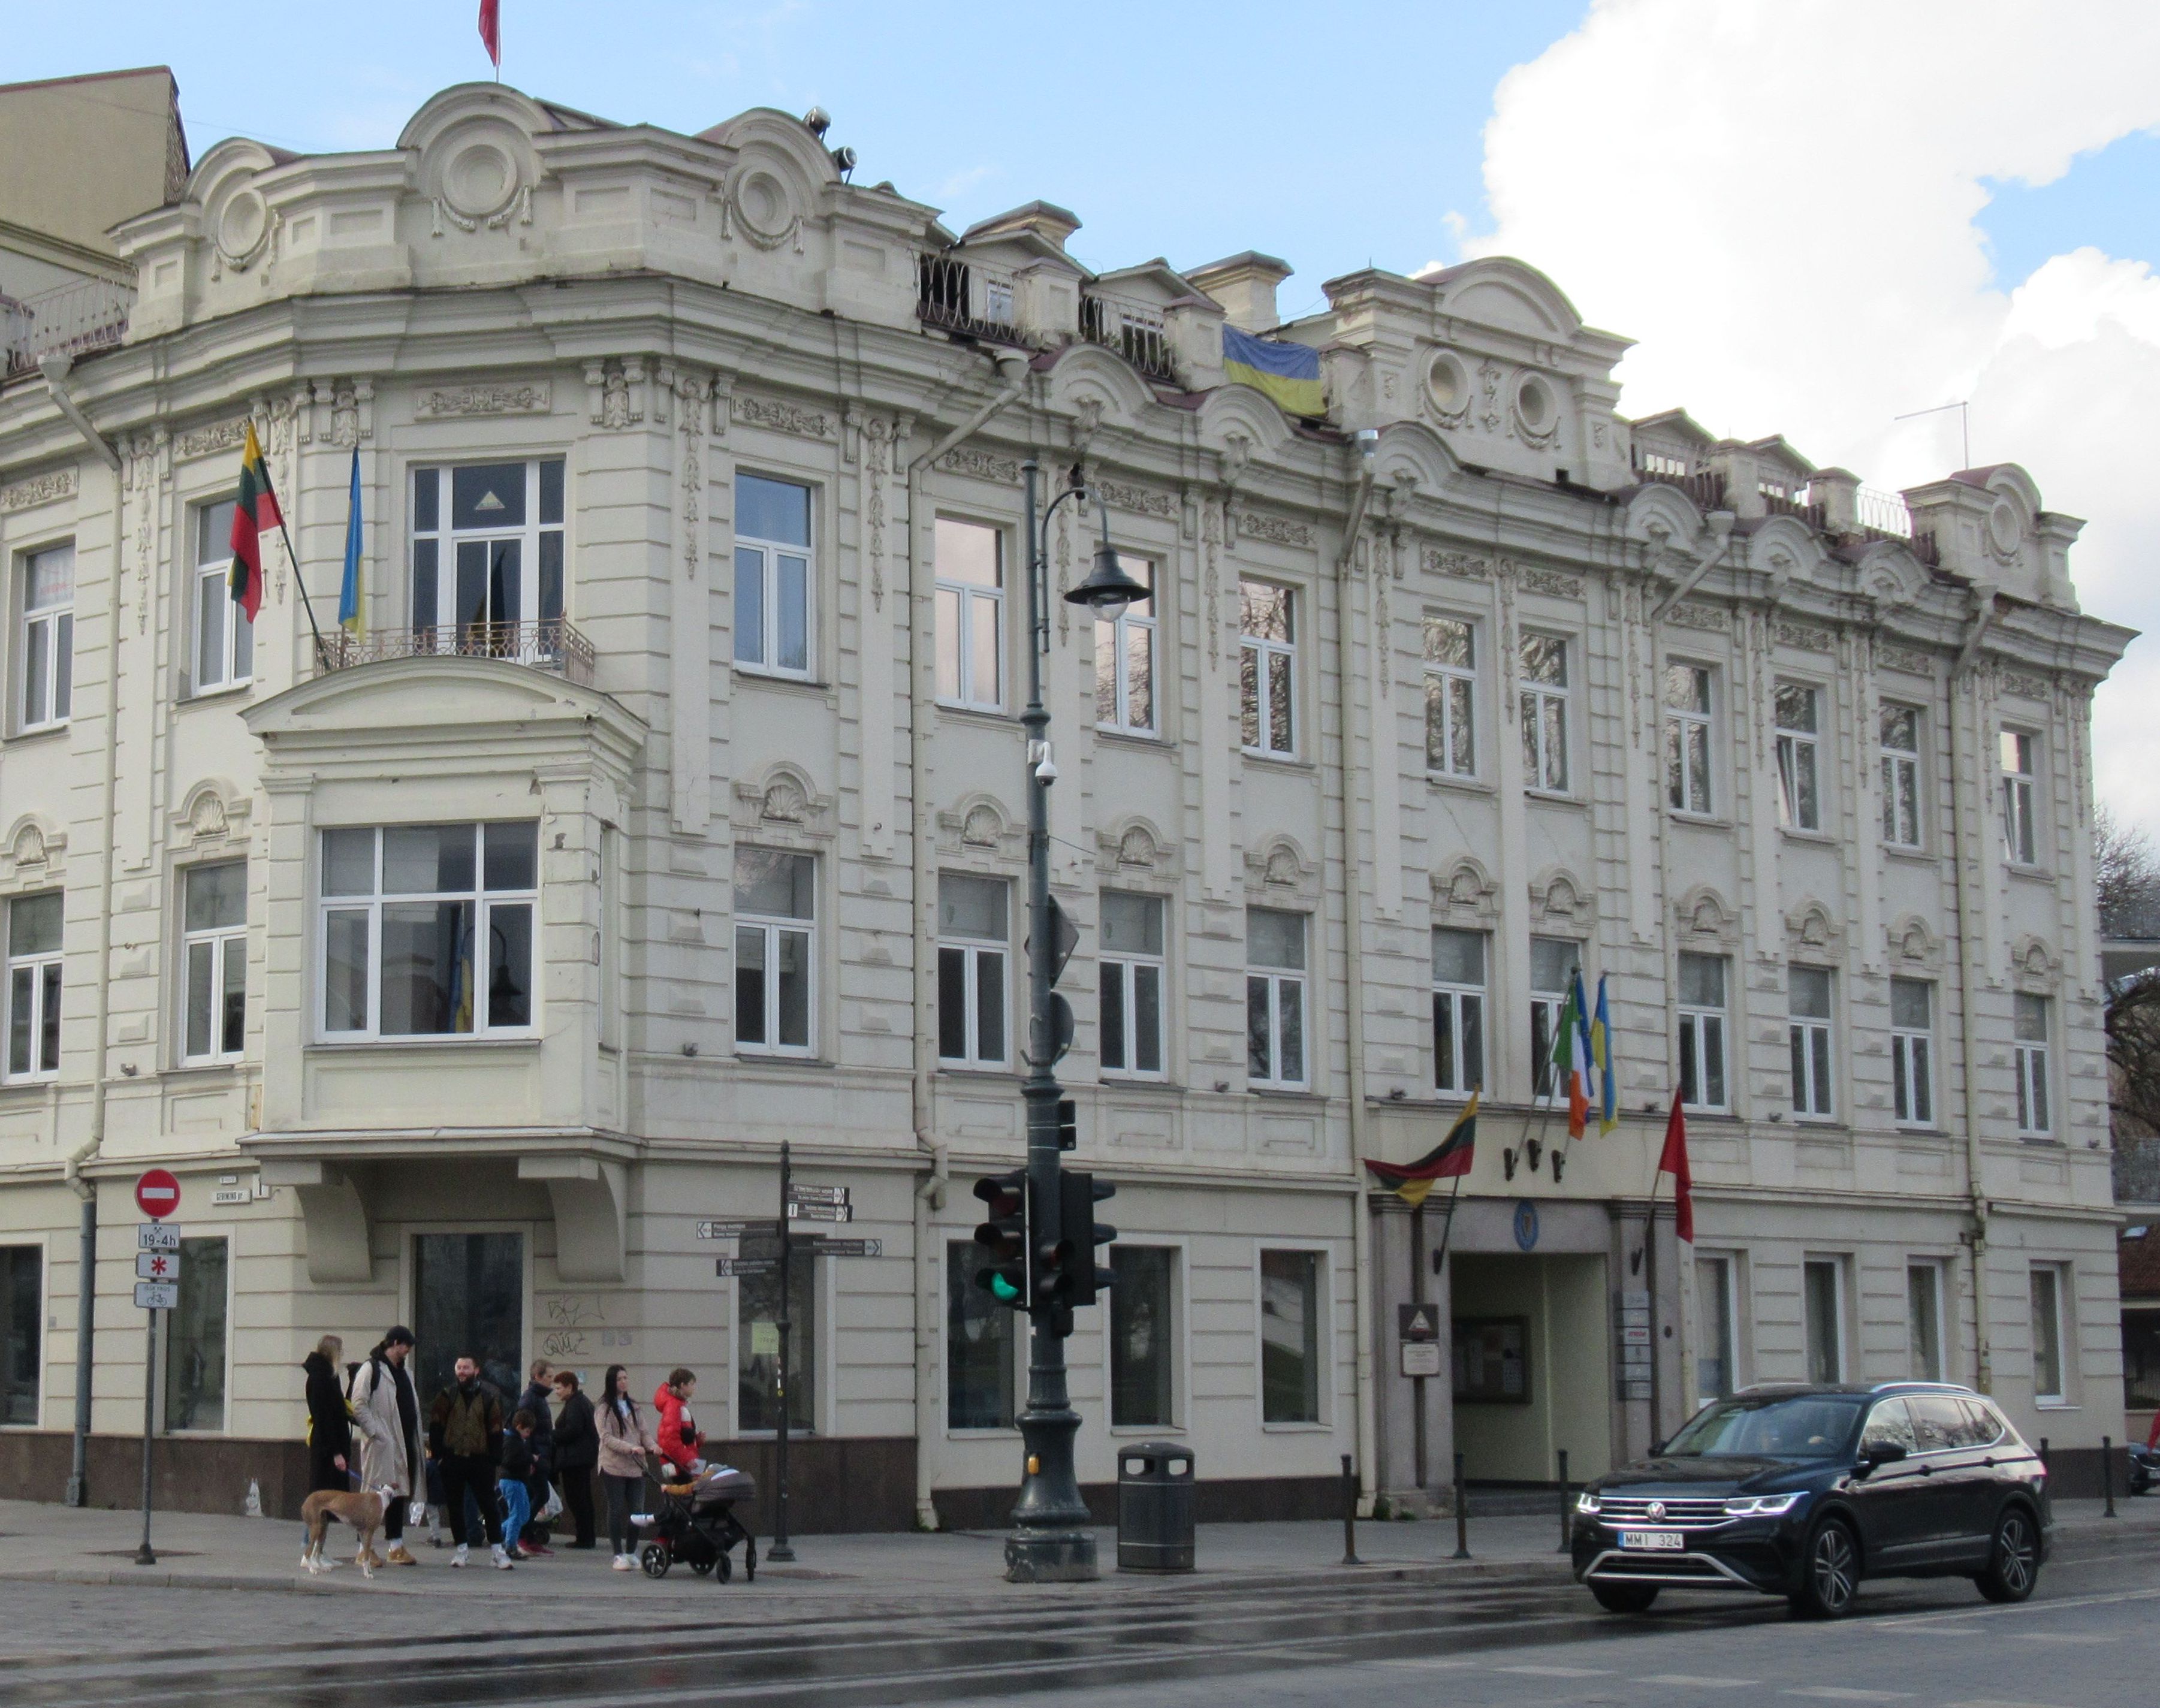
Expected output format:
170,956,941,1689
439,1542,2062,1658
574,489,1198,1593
1221,324,1325,418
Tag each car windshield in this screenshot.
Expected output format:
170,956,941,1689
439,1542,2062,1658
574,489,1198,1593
1662,1393,1863,1459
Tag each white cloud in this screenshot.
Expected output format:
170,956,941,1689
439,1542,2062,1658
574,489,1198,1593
1468,0,2160,831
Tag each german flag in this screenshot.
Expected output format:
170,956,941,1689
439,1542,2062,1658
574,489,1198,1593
228,420,282,623
1362,1094,1477,1207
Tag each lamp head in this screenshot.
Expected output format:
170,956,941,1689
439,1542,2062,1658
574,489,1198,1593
1062,494,1151,620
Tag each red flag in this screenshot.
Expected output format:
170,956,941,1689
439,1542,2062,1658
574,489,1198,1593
478,0,502,66
1659,1088,1694,1244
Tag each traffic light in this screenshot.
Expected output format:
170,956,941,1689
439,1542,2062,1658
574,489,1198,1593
972,1170,1030,1309
1046,1170,1117,1311
1057,1097,1078,1152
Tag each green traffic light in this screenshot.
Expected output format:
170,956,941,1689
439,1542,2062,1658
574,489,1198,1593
990,1273,1021,1302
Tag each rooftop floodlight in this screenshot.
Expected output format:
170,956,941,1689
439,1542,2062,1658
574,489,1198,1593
1063,495,1150,621
802,107,832,138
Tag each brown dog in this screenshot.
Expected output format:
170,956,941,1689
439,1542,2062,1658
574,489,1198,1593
300,1483,398,1579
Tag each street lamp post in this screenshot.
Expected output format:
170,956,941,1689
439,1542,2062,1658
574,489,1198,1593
1004,458,1148,1585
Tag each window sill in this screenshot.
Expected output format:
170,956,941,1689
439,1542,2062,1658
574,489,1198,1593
1524,789,1585,808
182,680,255,707
1109,1423,1185,1438
1100,1074,1176,1091
732,1050,829,1068
306,1036,541,1052
947,1427,1022,1441
1667,810,1732,830
1097,726,1172,752
2007,863,2053,883
1241,749,1310,771
0,1078,60,1092
937,1063,1018,1080
936,701,1016,728
2034,1399,2079,1411
6,722,70,745
731,666,833,701
2016,1133,2062,1147
1779,826,1836,846
1426,771,1493,796
1260,1420,1332,1434
1248,1084,1320,1101
1883,843,1933,864
1893,1124,1950,1139
167,1060,245,1078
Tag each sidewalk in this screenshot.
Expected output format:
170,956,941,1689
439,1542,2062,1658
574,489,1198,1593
0,1495,2144,1606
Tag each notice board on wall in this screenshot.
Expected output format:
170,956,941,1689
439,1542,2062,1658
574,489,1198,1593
1452,1315,1530,1405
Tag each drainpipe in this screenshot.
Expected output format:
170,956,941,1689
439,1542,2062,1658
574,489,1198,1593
1335,428,1380,1513
901,346,1031,1529
1647,510,1736,623
1948,582,1999,1391
41,354,124,1505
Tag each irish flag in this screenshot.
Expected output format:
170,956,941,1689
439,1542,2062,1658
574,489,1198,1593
1551,970,1594,1139
227,420,282,623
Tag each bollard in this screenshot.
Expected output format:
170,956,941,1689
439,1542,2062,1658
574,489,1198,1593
1556,1449,1571,1553
1452,1451,1471,1561
2104,1435,2117,1518
1340,1454,1362,1565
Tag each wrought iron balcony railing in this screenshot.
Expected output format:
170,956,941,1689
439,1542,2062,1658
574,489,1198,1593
316,618,595,686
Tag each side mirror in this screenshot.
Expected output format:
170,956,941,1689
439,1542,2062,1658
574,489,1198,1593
1859,1441,1908,1474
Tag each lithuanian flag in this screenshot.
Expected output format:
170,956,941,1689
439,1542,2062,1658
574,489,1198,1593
228,420,282,624
1362,1094,1477,1207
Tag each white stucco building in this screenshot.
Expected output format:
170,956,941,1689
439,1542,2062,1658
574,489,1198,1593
0,82,2132,1523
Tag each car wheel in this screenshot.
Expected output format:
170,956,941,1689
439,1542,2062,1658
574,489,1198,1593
1976,1507,2038,1604
1789,1517,1860,1619
1590,1582,1659,1614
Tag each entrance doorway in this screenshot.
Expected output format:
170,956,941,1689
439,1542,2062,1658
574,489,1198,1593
413,1232,524,1407
1449,1251,1611,1485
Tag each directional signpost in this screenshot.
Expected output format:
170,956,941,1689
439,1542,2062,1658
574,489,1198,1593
132,1169,182,1566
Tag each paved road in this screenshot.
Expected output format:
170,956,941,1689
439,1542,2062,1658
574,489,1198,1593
7,1525,2155,1706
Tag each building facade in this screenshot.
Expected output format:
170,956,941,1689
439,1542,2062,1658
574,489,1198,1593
0,82,2132,1523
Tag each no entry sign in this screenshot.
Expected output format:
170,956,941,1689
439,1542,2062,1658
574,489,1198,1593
134,1169,180,1220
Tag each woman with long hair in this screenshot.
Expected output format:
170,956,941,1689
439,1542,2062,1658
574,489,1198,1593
594,1363,658,1569
302,1334,353,1495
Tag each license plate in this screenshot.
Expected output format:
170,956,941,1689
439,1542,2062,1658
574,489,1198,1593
1619,1530,1685,1551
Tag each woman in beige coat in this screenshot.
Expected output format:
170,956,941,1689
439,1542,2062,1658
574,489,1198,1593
347,1327,424,1565
595,1363,659,1569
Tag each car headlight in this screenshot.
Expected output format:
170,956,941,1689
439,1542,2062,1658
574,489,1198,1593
1724,1492,1806,1517
1574,1490,1601,1514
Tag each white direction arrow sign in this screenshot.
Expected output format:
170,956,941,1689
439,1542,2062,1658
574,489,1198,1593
135,1251,181,1281
137,1224,179,1251
786,1201,852,1223
134,1281,179,1311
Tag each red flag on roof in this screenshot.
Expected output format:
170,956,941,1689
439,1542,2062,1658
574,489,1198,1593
479,0,502,66
1659,1088,1694,1245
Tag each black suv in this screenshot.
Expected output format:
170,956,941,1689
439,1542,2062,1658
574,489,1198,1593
1572,1381,2050,1618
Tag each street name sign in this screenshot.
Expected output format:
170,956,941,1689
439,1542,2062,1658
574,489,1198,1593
786,1202,852,1223
803,1237,882,1258
135,1251,180,1281
135,1169,180,1220
137,1224,179,1251
134,1281,178,1311
698,1219,780,1240
714,1257,777,1278
786,1184,849,1206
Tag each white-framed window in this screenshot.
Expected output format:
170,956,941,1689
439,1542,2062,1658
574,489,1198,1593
1881,704,1922,849
946,1240,1016,1431
1423,615,1476,778
937,873,1008,1069
1907,1260,1946,1383
733,471,813,678
0,1244,41,1424
1095,555,1156,735
734,847,815,1057
318,823,537,1041
2014,992,2052,1137
4,891,62,1083
1803,1256,1847,1384
1240,580,1296,758
1774,682,1821,831
1099,891,1165,1079
1431,927,1485,1096
1788,965,1835,1119
191,500,251,694
164,1235,228,1432
409,460,565,642
180,862,246,1066
1109,1245,1178,1429
1259,1247,1325,1425
1530,936,1580,1100
1245,907,1307,1089
934,517,1003,710
1696,1252,1739,1401
2029,1263,2069,1404
1890,977,1934,1127
17,542,73,732
1678,951,1728,1113
1664,662,1713,814
1519,632,1569,792
2000,729,2038,865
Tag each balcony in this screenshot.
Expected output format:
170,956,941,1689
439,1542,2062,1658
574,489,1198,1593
916,252,1021,343
1633,461,1729,511
1079,291,1178,385
3,276,133,378
315,619,595,686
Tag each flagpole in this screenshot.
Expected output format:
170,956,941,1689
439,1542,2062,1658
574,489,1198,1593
273,510,332,674
1409,1195,1428,1493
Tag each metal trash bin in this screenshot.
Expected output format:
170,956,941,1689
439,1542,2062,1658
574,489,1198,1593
1117,1441,1195,1572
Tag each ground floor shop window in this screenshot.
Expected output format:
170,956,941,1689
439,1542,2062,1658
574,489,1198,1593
1803,1257,1845,1384
1110,1247,1176,1428
411,1232,524,1407
1260,1248,1322,1424
0,1245,39,1424
164,1236,227,1432
739,1256,816,1432
947,1241,1015,1430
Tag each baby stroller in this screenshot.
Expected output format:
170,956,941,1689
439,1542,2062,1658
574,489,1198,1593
635,1463,758,1582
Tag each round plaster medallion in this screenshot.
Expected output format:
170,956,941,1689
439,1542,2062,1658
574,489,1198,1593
1987,499,2022,559
1426,351,1469,418
732,166,796,246
215,189,270,267
442,139,518,221
1516,373,1555,434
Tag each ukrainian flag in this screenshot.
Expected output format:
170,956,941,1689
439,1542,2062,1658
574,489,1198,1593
1592,973,1618,1134
1222,325,1325,418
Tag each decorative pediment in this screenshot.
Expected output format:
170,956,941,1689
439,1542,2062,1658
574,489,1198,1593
1244,834,1317,902
1785,897,1842,962
1886,914,1943,971
731,763,835,843
173,779,254,850
935,793,1022,863
1,814,67,884
2009,933,2060,992
1431,855,1498,926
1528,866,1594,930
1674,884,1738,947
1096,816,1178,879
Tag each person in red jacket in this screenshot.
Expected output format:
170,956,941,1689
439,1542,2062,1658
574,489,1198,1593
653,1368,705,1477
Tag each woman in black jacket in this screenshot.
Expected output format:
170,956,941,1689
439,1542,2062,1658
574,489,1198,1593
303,1335,354,1495
548,1368,599,1549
